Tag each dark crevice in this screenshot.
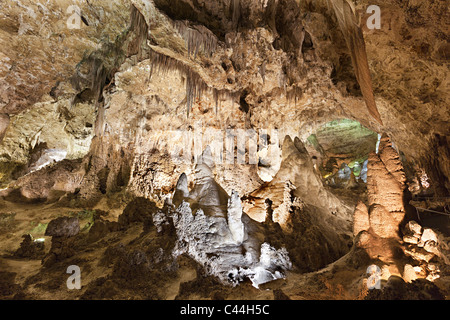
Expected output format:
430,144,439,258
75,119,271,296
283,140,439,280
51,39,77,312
153,0,227,40
239,90,250,113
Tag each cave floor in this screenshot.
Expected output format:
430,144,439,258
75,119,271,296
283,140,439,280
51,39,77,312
0,199,448,300
0,199,365,300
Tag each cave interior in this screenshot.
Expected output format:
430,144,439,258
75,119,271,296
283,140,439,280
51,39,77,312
0,0,449,301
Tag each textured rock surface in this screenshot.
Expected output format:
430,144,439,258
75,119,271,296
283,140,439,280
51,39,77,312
244,135,353,226
42,216,81,267
366,134,406,238
353,201,370,237
0,0,130,115
45,217,80,238
170,152,292,288
0,0,448,301
14,234,45,259
0,100,95,163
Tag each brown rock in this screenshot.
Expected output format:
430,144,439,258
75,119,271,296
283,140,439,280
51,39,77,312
14,234,45,259
403,245,435,263
118,197,158,230
403,220,422,238
403,264,417,283
421,229,438,244
365,135,407,240
45,217,80,238
369,204,399,239
353,201,370,237
403,235,419,245
378,134,407,185
367,152,405,218
0,114,9,143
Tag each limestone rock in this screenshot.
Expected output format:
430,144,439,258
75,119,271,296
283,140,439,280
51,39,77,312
45,217,80,238
365,276,445,300
43,217,80,267
353,201,370,237
403,264,417,283
187,148,230,218
3,159,84,202
403,246,435,263
118,197,157,230
403,221,422,238
0,0,130,115
369,204,399,239
227,190,245,244
0,0,447,301
0,114,9,143
172,173,189,207
171,201,291,288
14,234,45,259
170,149,292,287
421,229,439,244
378,134,407,185
423,241,439,255
403,235,419,245
245,135,352,225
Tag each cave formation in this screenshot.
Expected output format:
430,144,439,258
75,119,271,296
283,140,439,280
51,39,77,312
0,0,449,301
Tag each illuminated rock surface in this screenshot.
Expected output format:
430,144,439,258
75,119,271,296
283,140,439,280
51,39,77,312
0,0,448,300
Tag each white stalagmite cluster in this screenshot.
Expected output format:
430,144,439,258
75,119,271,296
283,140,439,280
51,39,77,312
167,147,292,288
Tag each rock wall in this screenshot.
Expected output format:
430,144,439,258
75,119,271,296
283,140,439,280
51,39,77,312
0,0,448,198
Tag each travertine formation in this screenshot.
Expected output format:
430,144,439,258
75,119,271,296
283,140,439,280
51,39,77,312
170,148,292,287
353,134,406,240
244,135,352,229
0,0,448,300
352,134,450,284
352,133,409,270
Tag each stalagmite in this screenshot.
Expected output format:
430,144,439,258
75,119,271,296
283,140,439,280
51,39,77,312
366,134,406,238
227,190,245,244
353,201,370,237
172,173,189,207
170,146,291,287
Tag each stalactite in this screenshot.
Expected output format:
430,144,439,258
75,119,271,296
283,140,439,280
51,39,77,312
327,0,383,125
129,4,149,58
71,4,148,106
211,89,240,117
232,0,241,30
213,89,219,115
174,21,218,59
286,86,302,107
149,49,239,118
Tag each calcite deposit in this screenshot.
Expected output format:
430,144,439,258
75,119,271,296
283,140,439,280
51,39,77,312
0,0,448,301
